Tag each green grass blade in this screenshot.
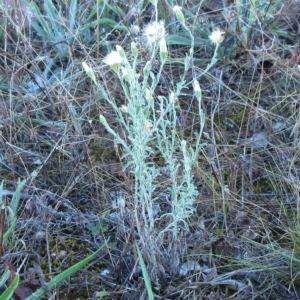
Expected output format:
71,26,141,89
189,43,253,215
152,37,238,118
69,0,77,33
266,0,282,15
0,269,11,286
26,240,108,300
0,273,19,300
44,0,58,32
103,0,125,18
243,237,300,263
30,2,52,38
3,215,16,242
248,0,258,34
0,181,3,204
167,34,192,46
136,243,154,300
30,21,49,39
10,178,27,215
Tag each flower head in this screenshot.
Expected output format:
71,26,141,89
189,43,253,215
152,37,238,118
103,50,123,66
144,120,152,132
209,28,225,45
103,50,123,72
143,20,166,48
173,5,182,13
120,105,128,113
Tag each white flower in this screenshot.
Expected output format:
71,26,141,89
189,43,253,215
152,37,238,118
173,5,182,13
103,50,123,73
120,105,128,113
103,50,123,66
144,120,152,132
143,20,166,47
209,28,225,45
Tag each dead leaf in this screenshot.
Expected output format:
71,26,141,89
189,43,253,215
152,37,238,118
5,259,34,299
242,131,269,149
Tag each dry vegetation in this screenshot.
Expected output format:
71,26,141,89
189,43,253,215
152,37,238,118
0,0,300,299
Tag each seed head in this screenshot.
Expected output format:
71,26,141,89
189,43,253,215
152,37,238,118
209,28,225,45
103,50,123,73
143,20,166,48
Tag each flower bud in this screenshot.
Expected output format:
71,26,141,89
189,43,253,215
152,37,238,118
116,45,126,59
143,61,151,78
131,42,138,58
173,6,185,25
99,115,107,125
193,79,202,101
159,38,168,63
82,62,96,82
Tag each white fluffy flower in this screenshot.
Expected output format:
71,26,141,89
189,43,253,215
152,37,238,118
143,20,166,47
120,105,128,113
209,28,225,45
173,5,182,13
103,50,123,66
103,50,123,73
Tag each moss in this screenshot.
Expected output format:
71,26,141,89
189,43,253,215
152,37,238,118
228,107,250,129
92,140,117,162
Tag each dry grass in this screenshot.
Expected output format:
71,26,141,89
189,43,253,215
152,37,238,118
0,0,300,299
